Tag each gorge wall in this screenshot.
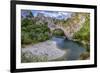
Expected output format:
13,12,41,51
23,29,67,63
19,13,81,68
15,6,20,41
34,13,87,40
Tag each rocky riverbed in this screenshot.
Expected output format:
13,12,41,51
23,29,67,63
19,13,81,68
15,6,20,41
22,40,67,61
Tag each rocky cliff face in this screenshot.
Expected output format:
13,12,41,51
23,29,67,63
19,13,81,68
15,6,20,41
31,13,86,40
61,14,86,39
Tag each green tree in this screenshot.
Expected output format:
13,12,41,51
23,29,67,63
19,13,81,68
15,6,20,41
21,17,51,46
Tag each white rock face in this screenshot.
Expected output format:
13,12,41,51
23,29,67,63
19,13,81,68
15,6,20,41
22,40,66,60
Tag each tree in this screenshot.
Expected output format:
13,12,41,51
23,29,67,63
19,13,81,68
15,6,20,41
27,11,33,18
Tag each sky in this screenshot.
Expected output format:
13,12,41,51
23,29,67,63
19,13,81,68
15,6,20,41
21,10,72,20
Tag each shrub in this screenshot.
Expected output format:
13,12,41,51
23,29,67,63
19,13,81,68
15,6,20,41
80,52,90,60
21,32,33,44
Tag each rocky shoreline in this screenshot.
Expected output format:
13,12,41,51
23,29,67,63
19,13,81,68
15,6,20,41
22,40,67,61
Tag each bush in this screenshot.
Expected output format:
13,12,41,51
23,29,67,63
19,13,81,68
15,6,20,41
21,32,33,44
80,52,90,60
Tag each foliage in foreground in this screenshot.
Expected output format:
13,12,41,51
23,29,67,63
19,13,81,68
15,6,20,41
79,52,90,60
21,52,48,63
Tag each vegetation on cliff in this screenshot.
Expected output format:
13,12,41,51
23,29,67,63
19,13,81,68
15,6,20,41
73,14,90,51
21,18,51,46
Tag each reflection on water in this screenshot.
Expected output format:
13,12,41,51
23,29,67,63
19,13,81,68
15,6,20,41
51,37,86,60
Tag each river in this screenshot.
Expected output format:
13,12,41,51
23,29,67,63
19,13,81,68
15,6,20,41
51,37,86,60
22,36,86,62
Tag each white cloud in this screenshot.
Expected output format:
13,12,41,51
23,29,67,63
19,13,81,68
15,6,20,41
32,10,72,19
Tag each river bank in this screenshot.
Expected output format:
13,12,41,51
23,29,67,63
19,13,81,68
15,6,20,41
21,37,87,63
22,40,67,61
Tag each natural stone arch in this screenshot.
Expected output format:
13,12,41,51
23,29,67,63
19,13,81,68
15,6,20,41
47,15,86,40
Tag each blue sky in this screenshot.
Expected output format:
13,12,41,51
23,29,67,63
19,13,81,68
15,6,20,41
21,10,72,19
